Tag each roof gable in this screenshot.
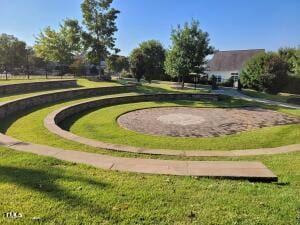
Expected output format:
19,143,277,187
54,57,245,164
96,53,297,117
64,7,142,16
207,49,265,71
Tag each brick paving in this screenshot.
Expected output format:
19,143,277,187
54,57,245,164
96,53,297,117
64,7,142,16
118,107,300,137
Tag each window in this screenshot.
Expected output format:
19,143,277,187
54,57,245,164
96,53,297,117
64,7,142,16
216,75,222,83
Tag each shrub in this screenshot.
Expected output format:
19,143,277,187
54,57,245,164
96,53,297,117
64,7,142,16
281,75,300,94
221,77,234,87
240,53,289,94
210,75,218,90
120,70,133,79
286,97,300,105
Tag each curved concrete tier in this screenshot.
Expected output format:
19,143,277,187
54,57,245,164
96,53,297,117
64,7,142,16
0,133,277,181
0,85,136,119
0,88,278,181
0,79,78,95
44,94,300,157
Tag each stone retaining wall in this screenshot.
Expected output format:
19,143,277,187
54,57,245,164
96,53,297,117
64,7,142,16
0,80,78,95
0,85,136,120
53,93,220,124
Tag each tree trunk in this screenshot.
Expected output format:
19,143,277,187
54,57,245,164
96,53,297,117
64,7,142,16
5,65,8,80
181,74,185,89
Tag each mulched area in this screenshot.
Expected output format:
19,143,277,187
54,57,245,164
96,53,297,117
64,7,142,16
117,107,300,137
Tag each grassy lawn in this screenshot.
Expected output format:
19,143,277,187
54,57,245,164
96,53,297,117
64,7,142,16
0,146,299,224
1,94,144,157
0,75,74,85
242,89,300,104
76,78,121,88
0,79,121,103
66,100,300,150
137,83,209,94
117,79,210,94
1,83,299,154
1,80,300,224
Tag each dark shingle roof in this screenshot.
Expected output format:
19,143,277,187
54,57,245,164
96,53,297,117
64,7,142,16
207,49,265,71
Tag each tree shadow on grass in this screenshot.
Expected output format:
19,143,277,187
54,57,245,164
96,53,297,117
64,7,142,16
0,165,111,215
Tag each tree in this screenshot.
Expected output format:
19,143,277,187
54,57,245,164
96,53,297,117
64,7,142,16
34,19,82,74
129,48,146,82
0,34,27,71
278,47,300,76
129,40,166,83
106,54,129,74
81,0,120,65
164,20,214,88
240,53,289,94
139,40,165,83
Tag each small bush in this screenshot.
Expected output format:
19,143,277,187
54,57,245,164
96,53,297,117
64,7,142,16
120,70,134,78
220,77,234,87
281,75,300,94
286,97,300,105
240,53,289,94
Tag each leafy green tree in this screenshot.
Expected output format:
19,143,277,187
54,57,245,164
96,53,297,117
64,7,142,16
0,34,27,70
140,40,165,82
81,0,120,65
34,19,82,73
129,48,146,82
106,55,129,74
129,40,166,83
240,53,289,94
278,47,300,75
164,20,214,88
240,53,266,90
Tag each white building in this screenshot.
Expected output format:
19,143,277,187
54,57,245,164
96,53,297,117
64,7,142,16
206,49,265,83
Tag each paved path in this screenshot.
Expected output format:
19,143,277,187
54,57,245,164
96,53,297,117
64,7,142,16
182,83,300,109
0,133,277,181
212,88,300,109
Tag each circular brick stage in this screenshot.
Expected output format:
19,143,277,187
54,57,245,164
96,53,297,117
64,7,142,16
118,107,300,137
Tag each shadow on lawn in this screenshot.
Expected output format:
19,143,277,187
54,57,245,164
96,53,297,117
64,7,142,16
0,165,110,214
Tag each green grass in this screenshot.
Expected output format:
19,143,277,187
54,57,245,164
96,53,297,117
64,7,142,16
0,77,73,85
0,146,299,224
2,94,141,156
0,78,121,102
1,80,300,224
2,83,299,154
66,100,300,150
136,82,209,94
76,78,121,88
242,89,300,104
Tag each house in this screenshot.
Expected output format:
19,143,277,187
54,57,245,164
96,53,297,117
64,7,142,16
206,49,265,83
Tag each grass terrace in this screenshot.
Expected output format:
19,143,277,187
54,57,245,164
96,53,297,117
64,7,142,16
0,79,299,224
0,146,299,224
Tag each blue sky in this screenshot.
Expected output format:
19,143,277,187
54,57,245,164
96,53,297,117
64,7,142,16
1,0,299,56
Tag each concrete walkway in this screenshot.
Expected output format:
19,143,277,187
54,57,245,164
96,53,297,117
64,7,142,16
0,133,277,181
213,88,300,109
182,83,300,109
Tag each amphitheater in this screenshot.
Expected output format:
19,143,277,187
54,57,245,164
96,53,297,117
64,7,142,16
1,78,300,183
